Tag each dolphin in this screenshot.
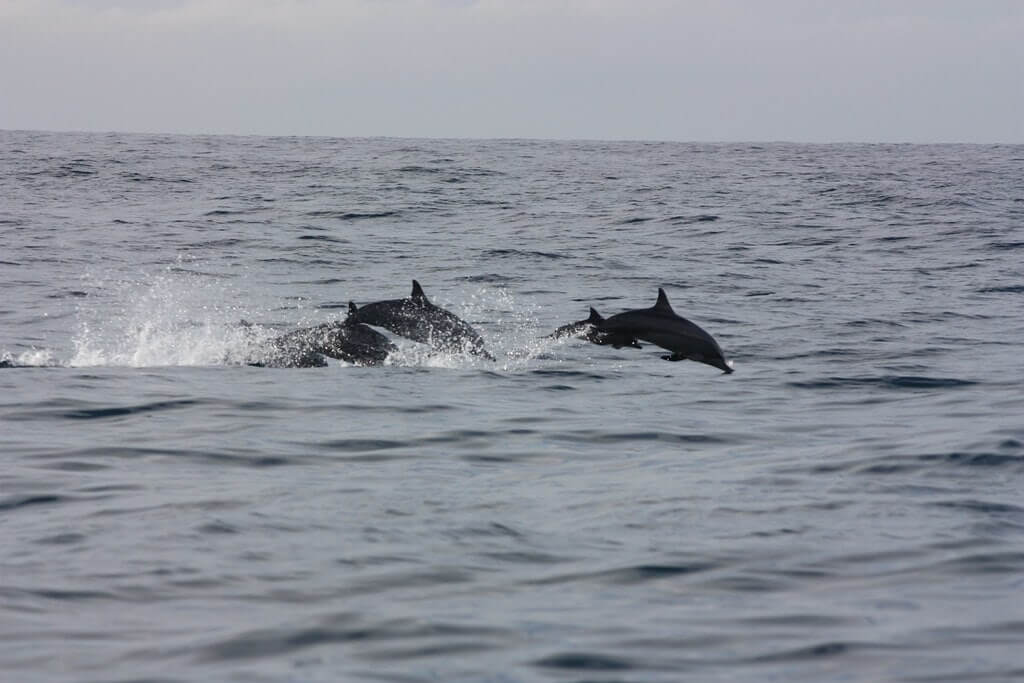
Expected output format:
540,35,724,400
546,315,642,349
589,289,733,373
252,302,397,367
349,280,495,360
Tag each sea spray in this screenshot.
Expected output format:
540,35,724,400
70,267,264,367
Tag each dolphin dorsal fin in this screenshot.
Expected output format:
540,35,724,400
348,301,358,315
411,280,429,304
588,307,604,324
654,288,674,313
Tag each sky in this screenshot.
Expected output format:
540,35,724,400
1,0,1021,142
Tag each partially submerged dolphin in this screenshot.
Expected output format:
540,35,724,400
349,280,495,360
582,289,733,373
252,302,396,367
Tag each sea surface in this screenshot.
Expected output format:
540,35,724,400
2,131,1023,683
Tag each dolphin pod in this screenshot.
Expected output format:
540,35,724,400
344,280,732,374
3,281,734,372
249,280,495,366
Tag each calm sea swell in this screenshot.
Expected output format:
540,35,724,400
1,131,1023,682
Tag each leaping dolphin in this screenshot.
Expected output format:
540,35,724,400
585,289,733,373
349,280,495,360
546,315,642,349
252,302,397,367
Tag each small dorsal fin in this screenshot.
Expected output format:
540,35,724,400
654,288,674,312
588,307,604,324
411,280,428,303
347,301,358,315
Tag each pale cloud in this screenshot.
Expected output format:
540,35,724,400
1,0,1021,141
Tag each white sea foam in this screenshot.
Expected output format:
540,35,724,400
69,267,269,367
0,348,60,367
448,284,564,371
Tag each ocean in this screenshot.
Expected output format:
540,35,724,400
2,130,1023,682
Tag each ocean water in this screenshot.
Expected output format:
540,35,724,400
2,130,1023,682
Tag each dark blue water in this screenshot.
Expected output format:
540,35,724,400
2,131,1024,682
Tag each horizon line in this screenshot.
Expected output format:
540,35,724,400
2,126,1021,146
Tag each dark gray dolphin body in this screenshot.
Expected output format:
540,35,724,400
589,289,733,373
253,303,396,367
546,317,641,349
350,280,495,360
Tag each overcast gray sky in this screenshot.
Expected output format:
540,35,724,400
1,0,1021,142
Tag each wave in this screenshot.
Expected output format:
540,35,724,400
664,214,720,224
195,614,500,663
305,210,399,220
978,284,1024,293
780,447,1024,477
788,375,978,390
482,248,570,260
9,398,203,421
534,652,634,671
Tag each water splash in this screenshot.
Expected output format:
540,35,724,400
69,268,265,367
0,348,60,367
426,285,569,371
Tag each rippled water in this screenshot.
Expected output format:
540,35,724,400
2,131,1024,682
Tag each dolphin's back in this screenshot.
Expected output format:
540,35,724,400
351,295,493,359
351,299,425,341
608,308,721,351
263,319,395,366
